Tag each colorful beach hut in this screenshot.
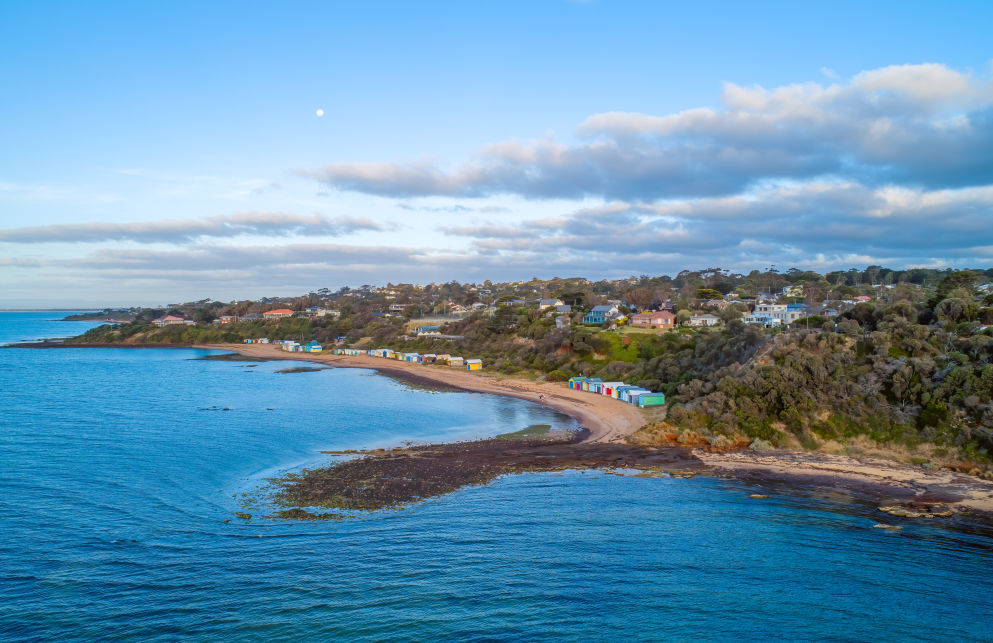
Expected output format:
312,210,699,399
465,359,483,371
568,377,589,390
637,392,666,407
582,378,602,392
448,356,464,367
600,382,625,397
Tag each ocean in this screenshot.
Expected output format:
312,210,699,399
1,312,991,641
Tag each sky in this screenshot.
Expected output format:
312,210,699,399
1,1,992,307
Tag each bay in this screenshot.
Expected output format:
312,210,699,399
1,313,991,641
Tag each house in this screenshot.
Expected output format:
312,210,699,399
538,298,564,309
415,325,440,335
752,303,804,324
854,295,871,303
743,313,781,326
687,313,721,327
582,305,619,325
242,313,262,321
782,285,804,298
218,315,238,324
555,315,570,330
152,315,194,327
465,359,483,371
263,309,293,319
630,311,675,329
555,304,572,313
304,306,338,318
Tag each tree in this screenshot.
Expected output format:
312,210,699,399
696,288,724,300
676,309,692,326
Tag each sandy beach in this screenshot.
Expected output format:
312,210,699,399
197,343,653,444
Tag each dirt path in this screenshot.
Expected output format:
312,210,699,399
196,344,653,443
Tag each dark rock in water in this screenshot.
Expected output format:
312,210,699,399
268,438,703,513
235,512,252,520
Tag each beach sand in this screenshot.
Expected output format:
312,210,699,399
198,343,653,444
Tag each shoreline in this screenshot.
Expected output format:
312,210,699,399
12,341,993,520
196,343,652,444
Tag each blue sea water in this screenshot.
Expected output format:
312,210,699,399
1,313,992,641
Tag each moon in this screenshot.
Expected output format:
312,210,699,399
315,109,324,117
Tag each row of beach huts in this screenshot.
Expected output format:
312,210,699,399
242,338,324,352
567,377,666,409
336,348,483,371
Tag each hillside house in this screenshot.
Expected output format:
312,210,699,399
687,314,721,327
630,311,675,329
152,315,194,327
582,305,619,325
263,309,293,319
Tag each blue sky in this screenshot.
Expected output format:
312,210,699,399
1,1,992,307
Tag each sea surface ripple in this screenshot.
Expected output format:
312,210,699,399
1,312,991,641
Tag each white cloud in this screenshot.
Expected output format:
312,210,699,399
0,212,387,244
302,62,993,200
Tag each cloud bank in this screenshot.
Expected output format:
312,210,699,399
301,63,993,201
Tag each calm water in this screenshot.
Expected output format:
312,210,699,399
1,313,992,641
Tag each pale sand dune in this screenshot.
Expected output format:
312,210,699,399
197,344,651,444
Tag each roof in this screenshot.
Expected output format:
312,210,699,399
590,305,615,312
264,308,293,314
632,311,675,319
157,315,185,321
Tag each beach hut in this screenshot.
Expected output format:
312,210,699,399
600,382,625,396
637,392,666,407
625,388,651,404
448,356,464,367
583,378,602,392
568,377,589,390
436,354,451,364
465,359,483,371
422,353,437,363
620,387,650,403
612,385,637,400
304,341,323,353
